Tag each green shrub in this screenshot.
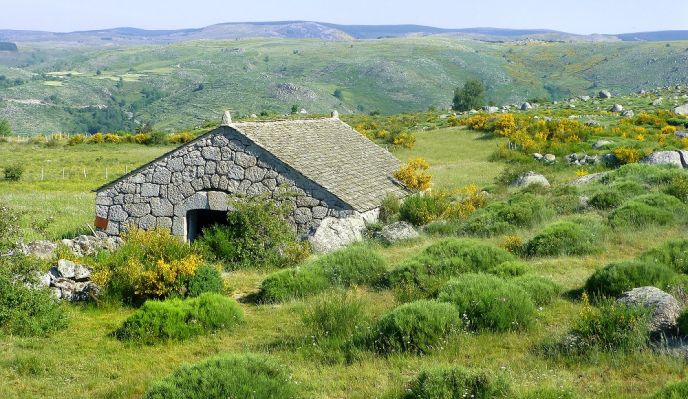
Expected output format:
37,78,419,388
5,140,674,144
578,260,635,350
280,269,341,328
584,261,677,298
640,239,688,274
114,293,243,344
380,192,401,223
608,193,686,229
302,290,367,341
195,194,309,270
3,163,23,182
487,261,530,278
651,380,688,399
438,274,535,332
0,256,68,337
363,300,461,355
606,164,686,187
399,192,450,226
93,228,202,304
568,298,651,353
523,220,601,257
463,193,549,236
512,275,562,306
143,354,298,399
258,246,386,303
258,266,330,303
384,239,515,298
402,367,510,399
589,190,623,209
677,306,688,334
666,175,688,203
317,245,387,287
187,265,224,297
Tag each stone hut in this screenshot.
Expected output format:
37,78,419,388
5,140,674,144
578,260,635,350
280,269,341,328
94,112,408,247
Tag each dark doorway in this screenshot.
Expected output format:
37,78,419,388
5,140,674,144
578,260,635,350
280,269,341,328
186,209,228,242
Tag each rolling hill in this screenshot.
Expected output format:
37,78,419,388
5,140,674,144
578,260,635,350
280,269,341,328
1,23,688,135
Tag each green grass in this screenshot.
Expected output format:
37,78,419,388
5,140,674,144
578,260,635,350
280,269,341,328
3,121,688,398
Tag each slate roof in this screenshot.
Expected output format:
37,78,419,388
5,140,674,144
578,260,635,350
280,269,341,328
229,117,408,211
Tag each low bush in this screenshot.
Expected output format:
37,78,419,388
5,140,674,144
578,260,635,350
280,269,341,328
487,261,530,278
317,245,387,287
187,264,224,297
362,300,461,355
523,220,601,257
93,228,201,304
384,239,515,298
0,255,68,337
584,261,677,298
589,190,623,210
677,309,688,335
640,239,688,274
666,175,688,203
399,192,450,226
258,246,386,303
302,290,367,342
379,192,401,223
651,380,688,399
608,193,686,229
568,296,650,353
401,367,510,399
143,354,298,399
3,163,23,182
258,267,330,303
512,275,562,306
196,195,310,270
463,193,549,236
438,274,535,332
114,293,243,344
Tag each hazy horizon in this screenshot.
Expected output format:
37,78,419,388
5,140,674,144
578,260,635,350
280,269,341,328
1,0,687,35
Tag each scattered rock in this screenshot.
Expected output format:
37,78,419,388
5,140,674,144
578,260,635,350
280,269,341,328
532,153,544,161
621,110,634,118
20,240,58,260
674,104,688,115
610,104,624,112
570,171,609,186
641,151,683,168
61,233,123,257
42,259,98,302
598,90,612,99
585,120,600,127
483,106,499,113
308,216,366,253
652,98,663,106
375,221,419,244
578,195,590,209
299,108,308,114
543,154,556,163
592,139,613,149
617,287,681,335
579,95,591,101
675,130,688,139
512,171,550,188
565,153,600,165
520,102,532,111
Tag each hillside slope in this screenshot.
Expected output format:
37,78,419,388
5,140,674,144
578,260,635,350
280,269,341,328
1,36,687,134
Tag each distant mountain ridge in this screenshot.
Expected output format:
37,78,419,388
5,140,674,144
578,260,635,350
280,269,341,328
1,21,687,44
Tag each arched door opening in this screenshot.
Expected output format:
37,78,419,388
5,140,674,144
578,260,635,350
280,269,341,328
186,209,228,242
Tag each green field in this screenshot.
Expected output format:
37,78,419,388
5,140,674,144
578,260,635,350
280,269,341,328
1,36,687,135
2,122,688,398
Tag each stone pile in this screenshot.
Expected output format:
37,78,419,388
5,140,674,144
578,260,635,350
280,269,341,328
565,153,601,165
375,221,419,245
18,232,123,259
40,259,100,302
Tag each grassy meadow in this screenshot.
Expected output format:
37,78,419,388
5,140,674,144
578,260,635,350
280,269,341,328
2,120,688,398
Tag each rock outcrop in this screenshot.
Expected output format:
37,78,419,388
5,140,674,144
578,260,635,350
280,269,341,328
617,287,681,335
41,259,100,302
375,221,419,244
512,172,550,188
308,215,367,253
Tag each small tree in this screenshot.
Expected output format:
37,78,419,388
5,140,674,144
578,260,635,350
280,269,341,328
291,105,298,114
3,164,23,182
0,118,11,137
452,80,485,112
333,88,343,100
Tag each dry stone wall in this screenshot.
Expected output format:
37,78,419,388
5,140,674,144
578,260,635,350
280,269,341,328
96,126,354,240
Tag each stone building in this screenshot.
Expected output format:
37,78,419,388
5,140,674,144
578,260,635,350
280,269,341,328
94,112,408,247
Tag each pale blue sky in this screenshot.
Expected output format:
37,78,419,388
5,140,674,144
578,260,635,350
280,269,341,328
1,0,686,34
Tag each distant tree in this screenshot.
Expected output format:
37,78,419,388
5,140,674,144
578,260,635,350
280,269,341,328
96,69,102,76
0,118,11,137
452,80,485,112
333,88,343,100
291,105,298,114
